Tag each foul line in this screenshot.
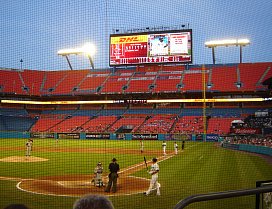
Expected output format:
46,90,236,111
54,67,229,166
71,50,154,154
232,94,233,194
5,144,200,198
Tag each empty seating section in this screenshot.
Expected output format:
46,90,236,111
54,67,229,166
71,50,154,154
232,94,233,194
0,115,36,131
207,118,237,134
101,72,133,93
1,62,272,134
152,108,181,114
98,109,126,116
73,109,101,116
82,116,117,133
79,72,109,92
21,70,44,95
31,117,64,132
1,62,271,96
0,105,270,133
137,115,175,133
53,70,89,95
261,64,272,82
207,108,242,117
0,108,29,116
42,109,76,115
180,108,203,116
172,116,203,134
101,76,127,93
239,63,270,91
154,72,182,92
126,108,154,115
42,71,67,92
0,70,24,94
181,70,206,92
104,104,128,109
210,65,238,92
108,116,146,132
49,116,90,132
125,72,155,93
213,102,238,108
161,65,185,72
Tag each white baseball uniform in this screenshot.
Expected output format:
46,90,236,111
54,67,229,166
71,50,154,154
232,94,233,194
145,162,160,195
174,143,178,154
94,165,103,186
162,142,167,155
25,140,32,156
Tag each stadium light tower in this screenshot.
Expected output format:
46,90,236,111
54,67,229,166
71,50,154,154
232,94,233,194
57,42,96,70
205,39,250,64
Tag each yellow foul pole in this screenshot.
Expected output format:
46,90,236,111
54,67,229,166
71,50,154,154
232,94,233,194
202,65,207,142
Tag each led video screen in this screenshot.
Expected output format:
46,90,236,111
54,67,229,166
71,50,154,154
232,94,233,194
110,29,192,66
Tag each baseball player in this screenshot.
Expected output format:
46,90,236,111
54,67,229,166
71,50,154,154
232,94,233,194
162,141,167,155
25,139,33,157
144,157,160,196
93,162,104,187
182,140,185,151
140,140,144,153
174,142,178,155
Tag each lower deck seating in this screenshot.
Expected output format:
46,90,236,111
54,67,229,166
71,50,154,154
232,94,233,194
0,107,270,135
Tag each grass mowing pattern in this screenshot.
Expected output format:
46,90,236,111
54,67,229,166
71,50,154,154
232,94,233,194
0,139,271,209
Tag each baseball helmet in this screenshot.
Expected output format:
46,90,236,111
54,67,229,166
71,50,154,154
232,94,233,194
112,158,117,162
152,158,157,162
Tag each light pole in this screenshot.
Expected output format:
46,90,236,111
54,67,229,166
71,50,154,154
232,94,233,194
205,39,250,64
20,59,23,70
58,42,96,70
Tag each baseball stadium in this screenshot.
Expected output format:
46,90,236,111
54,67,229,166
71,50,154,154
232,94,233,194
1,1,272,209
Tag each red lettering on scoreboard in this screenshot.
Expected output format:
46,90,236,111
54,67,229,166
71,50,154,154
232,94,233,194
119,36,140,43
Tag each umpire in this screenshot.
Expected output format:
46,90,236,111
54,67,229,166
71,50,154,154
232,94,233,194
105,158,120,193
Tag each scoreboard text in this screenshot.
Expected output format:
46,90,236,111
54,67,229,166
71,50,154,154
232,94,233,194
109,29,192,66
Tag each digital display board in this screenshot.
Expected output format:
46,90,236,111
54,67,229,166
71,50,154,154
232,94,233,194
109,29,192,66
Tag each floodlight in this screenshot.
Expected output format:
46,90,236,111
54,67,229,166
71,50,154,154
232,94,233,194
82,42,96,56
205,38,250,64
205,38,250,47
57,48,81,56
58,42,96,70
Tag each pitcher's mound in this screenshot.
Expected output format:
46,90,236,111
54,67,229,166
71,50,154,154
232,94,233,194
0,156,48,162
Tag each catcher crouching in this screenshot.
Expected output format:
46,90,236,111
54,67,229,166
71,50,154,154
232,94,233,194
93,162,104,187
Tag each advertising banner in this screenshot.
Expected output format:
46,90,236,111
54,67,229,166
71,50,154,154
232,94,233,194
58,133,80,139
206,134,219,142
231,128,261,134
132,134,158,140
30,132,54,139
85,133,110,139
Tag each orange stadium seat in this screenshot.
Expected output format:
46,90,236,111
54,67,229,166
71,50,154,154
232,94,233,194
53,70,89,95
21,70,45,95
209,65,239,92
239,62,271,91
0,70,25,94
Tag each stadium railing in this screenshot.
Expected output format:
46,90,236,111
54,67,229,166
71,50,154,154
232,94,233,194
174,185,272,209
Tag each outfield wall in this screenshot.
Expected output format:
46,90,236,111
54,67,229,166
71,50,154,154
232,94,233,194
1,132,271,156
223,143,272,157
0,131,216,141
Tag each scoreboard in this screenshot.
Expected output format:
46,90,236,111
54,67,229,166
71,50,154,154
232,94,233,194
109,29,192,66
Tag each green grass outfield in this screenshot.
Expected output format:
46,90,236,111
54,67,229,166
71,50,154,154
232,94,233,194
0,138,272,209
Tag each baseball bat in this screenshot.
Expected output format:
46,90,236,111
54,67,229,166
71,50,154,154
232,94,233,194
144,156,148,171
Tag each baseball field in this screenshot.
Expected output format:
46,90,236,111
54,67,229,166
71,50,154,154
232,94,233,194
0,138,272,209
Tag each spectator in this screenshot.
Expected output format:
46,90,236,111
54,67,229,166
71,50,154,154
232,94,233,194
4,204,29,209
73,194,114,209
